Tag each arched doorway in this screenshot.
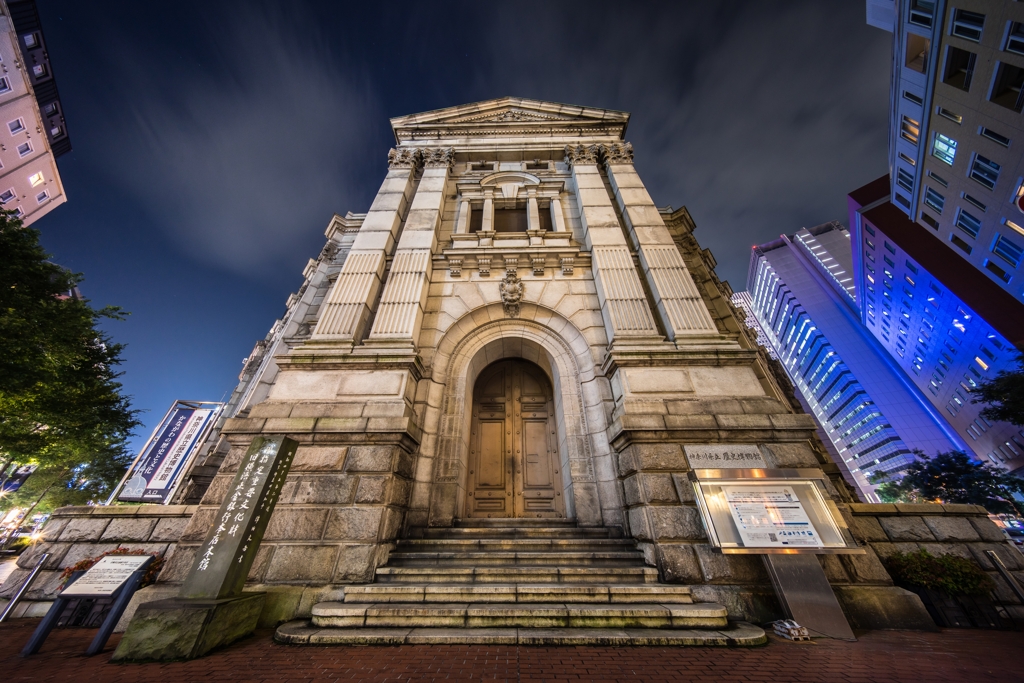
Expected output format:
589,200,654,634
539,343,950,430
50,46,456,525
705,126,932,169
465,359,566,519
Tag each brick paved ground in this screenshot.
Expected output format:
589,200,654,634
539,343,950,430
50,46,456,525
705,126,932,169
2,620,1022,683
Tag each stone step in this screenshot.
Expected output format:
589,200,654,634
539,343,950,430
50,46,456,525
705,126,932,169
420,526,620,539
342,584,693,604
375,566,661,584
454,518,580,528
276,621,768,646
310,601,728,629
385,551,645,567
396,538,638,553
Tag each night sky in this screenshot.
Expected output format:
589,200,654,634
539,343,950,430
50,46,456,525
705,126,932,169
32,1,892,452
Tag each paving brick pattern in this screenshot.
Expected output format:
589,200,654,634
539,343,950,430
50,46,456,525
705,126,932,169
2,620,1021,682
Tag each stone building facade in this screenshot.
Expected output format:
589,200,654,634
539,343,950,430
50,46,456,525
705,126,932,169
155,98,857,614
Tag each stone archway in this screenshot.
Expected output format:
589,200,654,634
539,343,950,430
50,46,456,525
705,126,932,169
424,308,616,528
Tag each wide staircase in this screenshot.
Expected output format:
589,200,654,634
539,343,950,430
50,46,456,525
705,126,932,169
276,519,766,645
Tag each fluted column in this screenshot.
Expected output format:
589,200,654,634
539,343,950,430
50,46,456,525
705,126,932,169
600,142,718,341
367,147,454,348
311,148,420,345
564,144,661,346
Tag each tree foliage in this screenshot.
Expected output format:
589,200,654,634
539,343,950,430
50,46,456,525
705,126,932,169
972,351,1024,427
872,450,1024,514
0,210,138,511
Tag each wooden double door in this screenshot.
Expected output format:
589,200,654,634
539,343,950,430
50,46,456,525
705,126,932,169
466,360,566,518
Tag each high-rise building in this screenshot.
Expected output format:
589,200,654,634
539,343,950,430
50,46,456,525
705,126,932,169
872,0,1024,308
850,175,1024,472
737,222,964,499
0,0,69,225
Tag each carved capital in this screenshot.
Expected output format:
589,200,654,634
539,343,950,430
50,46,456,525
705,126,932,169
387,147,421,169
563,144,599,167
600,142,634,165
422,147,455,170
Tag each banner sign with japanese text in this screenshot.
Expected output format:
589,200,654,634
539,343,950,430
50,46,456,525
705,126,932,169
118,406,216,503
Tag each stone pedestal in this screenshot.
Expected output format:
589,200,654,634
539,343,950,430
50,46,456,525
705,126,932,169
111,593,265,661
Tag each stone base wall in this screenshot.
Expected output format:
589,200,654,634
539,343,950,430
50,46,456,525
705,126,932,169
0,505,194,618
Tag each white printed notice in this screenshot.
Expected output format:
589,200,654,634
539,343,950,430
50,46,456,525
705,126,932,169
61,555,151,597
722,485,822,548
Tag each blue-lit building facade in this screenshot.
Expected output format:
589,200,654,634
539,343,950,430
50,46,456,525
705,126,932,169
738,222,965,500
849,176,1024,473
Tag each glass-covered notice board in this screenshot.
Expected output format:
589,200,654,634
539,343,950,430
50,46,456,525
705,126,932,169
689,469,863,554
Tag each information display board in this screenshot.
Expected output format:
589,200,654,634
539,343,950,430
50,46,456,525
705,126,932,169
61,555,152,597
690,468,862,554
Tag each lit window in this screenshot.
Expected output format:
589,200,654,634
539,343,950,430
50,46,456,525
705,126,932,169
992,235,1023,268
0,78,10,94
22,33,38,49
905,275,916,286
28,172,44,187
951,9,985,42
924,187,945,213
31,64,46,79
955,208,981,238
943,47,976,90
991,62,1024,113
937,107,962,124
16,142,31,157
975,356,989,371
969,155,1000,189
906,33,930,73
35,190,48,204
1005,218,1024,238
0,189,14,203
932,133,957,165
900,116,921,144
7,118,24,135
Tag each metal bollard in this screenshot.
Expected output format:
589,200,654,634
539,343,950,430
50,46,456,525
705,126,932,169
0,553,50,623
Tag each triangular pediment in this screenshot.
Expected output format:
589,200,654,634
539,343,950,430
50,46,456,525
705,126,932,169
390,97,629,143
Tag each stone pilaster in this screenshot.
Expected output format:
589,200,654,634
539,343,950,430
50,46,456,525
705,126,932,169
311,148,420,346
366,147,454,349
600,143,718,343
564,144,662,347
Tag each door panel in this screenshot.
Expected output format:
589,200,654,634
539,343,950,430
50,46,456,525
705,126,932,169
466,360,565,518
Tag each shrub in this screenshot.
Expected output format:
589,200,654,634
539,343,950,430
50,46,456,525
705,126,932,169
884,549,995,596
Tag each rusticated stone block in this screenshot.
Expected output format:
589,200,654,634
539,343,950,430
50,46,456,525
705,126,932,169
156,545,198,583
179,508,218,542
292,445,348,471
878,516,936,542
970,516,1010,542
17,543,69,570
264,508,329,541
657,544,702,583
671,474,696,503
818,554,850,583
151,517,190,542
388,477,412,506
100,518,158,542
615,449,637,477
968,543,1022,571
313,417,368,432
332,544,377,582
943,503,986,515
922,516,980,542
38,517,69,542
57,517,110,542
263,417,316,432
715,414,771,429
324,507,384,542
918,543,974,560
345,446,395,473
247,402,294,418
623,475,642,506
768,414,817,430
289,475,357,505
627,507,651,541
894,503,943,515
631,443,687,471
246,545,275,582
840,548,892,584
395,450,416,478
355,476,388,504
380,508,404,541
649,506,707,541
200,475,233,506
693,544,768,584
640,473,678,504
663,414,717,430
60,543,120,569
762,442,818,468
264,545,338,583
848,515,888,543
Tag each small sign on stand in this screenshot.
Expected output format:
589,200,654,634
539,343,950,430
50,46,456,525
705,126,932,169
685,444,862,640
21,555,154,657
